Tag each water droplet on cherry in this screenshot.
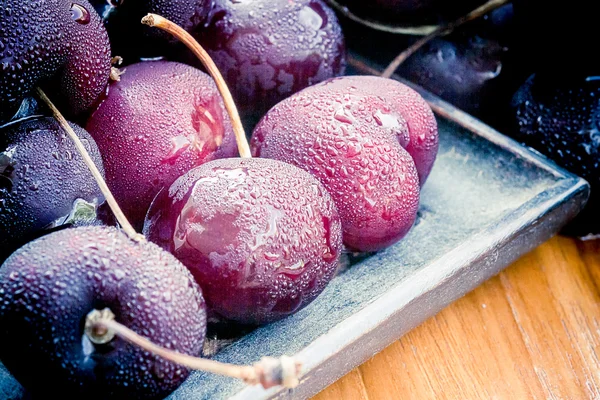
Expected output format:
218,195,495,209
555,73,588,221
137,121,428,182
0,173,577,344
70,3,91,25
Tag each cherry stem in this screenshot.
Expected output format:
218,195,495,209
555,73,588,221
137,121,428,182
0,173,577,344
87,310,302,389
381,0,510,79
36,88,145,243
141,13,252,159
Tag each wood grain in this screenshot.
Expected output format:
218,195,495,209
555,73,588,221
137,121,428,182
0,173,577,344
313,236,600,400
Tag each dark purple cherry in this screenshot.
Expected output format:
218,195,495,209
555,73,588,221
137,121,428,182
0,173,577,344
144,157,343,325
0,226,206,399
399,35,507,117
89,0,210,60
0,0,111,122
511,73,600,236
0,117,105,261
397,4,520,121
191,0,346,123
251,76,427,252
86,61,237,229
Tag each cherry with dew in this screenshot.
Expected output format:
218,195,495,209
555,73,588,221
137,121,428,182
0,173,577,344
142,14,344,324
337,75,438,185
251,76,427,252
86,61,237,229
511,73,600,237
190,0,346,125
144,157,343,324
0,117,105,261
397,3,515,118
0,0,111,123
0,226,207,399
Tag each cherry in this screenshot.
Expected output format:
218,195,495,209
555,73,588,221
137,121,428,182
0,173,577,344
0,117,105,261
0,0,111,122
401,38,503,114
0,226,207,399
338,75,438,184
138,15,343,324
190,0,346,124
397,4,514,118
251,76,425,252
86,61,237,229
89,0,210,60
511,73,600,236
144,157,343,324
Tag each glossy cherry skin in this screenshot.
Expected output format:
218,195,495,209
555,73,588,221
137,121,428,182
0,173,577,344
144,157,343,325
251,78,419,251
0,0,111,122
336,75,438,184
0,117,105,261
402,36,508,115
252,76,423,252
191,0,346,123
0,226,206,399
397,4,521,124
86,61,237,229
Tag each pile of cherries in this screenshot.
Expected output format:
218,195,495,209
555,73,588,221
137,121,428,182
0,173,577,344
0,0,438,398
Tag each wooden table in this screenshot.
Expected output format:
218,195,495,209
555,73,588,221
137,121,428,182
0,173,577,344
313,236,600,399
